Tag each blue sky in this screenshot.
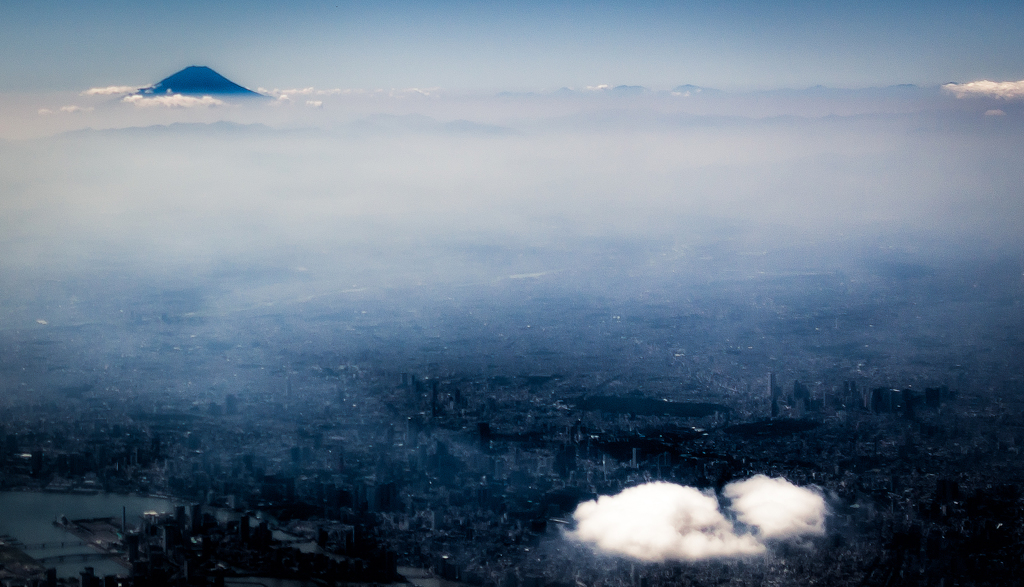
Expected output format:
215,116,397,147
2,0,1022,92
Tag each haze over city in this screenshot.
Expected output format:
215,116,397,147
0,1,1022,586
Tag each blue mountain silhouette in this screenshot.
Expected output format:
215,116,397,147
139,66,265,97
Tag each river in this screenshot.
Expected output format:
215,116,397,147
0,490,177,578
0,491,406,586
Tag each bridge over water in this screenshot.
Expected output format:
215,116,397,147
33,551,122,564
18,540,89,550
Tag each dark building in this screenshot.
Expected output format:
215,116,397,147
769,372,782,417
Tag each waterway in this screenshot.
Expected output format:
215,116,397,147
0,491,177,578
0,491,415,585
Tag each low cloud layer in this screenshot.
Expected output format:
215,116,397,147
37,105,93,115
81,85,138,96
257,87,343,98
570,477,827,562
122,94,226,108
259,86,442,100
943,79,1024,100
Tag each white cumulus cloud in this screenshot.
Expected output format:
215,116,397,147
122,94,226,108
570,477,828,562
723,475,827,539
571,482,764,562
81,86,138,96
943,80,1024,100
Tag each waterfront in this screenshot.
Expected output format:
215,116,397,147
0,491,177,578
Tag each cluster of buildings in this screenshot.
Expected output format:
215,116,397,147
0,359,1021,586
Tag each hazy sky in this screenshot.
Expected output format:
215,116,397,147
2,0,1022,299
3,0,1023,92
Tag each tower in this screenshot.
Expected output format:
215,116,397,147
769,373,781,417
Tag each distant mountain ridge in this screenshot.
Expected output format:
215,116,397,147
57,121,277,139
138,66,266,97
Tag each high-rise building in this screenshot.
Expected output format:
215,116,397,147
769,373,781,417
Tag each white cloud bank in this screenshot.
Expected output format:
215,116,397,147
122,94,225,108
257,86,442,100
257,87,343,98
38,105,93,115
81,86,138,96
570,477,827,562
943,80,1024,100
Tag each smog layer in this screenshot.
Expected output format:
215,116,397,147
0,85,1022,586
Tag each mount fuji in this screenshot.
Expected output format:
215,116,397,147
137,66,267,98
